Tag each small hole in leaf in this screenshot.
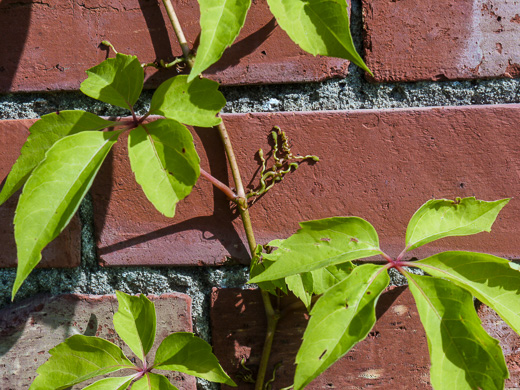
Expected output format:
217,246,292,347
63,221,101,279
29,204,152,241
350,237,359,243
320,237,330,242
345,303,349,309
319,350,327,360
367,291,371,295
182,148,186,153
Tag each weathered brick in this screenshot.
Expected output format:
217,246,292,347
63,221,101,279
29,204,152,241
0,293,194,389
211,287,520,389
0,119,81,268
362,0,520,82
0,0,348,93
92,106,520,266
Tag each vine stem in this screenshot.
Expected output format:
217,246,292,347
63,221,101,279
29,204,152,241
160,2,278,389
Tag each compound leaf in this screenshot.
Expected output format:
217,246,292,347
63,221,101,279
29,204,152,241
113,291,156,362
12,130,122,299
405,197,509,251
415,251,520,335
0,111,116,206
29,335,134,390
249,217,381,283
82,375,135,390
286,262,356,310
149,75,225,127
294,264,389,390
154,332,236,386
128,119,200,217
132,373,178,390
406,272,508,390
80,53,143,110
189,0,251,81
266,0,371,73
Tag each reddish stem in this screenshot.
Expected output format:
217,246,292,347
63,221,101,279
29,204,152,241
199,168,238,200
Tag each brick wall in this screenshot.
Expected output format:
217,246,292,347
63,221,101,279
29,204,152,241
1,0,520,389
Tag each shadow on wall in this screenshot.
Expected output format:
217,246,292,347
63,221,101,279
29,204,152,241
0,0,32,92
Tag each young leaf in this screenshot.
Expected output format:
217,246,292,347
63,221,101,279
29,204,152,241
266,0,371,74
12,130,122,299
294,264,389,390
149,75,225,127
82,375,135,390
415,251,520,334
405,272,508,390
29,335,134,390
132,373,178,390
249,217,381,283
0,111,116,206
80,53,144,110
154,332,236,386
405,197,509,251
286,262,356,310
128,119,200,217
189,0,252,82
113,291,156,362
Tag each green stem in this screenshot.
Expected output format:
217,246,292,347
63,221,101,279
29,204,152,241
160,4,278,389
161,0,194,68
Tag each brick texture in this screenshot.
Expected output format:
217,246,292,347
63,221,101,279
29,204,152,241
362,0,520,82
210,287,520,389
0,293,194,389
92,105,520,266
0,0,349,93
0,120,81,268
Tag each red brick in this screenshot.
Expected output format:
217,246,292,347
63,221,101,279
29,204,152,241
93,105,520,266
0,0,348,93
362,0,520,82
0,293,194,389
211,287,520,389
0,120,81,268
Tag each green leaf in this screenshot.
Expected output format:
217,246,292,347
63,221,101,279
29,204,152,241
113,291,156,362
249,217,381,283
250,245,288,295
29,335,134,390
154,332,236,386
80,53,143,110
82,375,135,390
266,0,371,74
189,0,252,82
286,262,356,310
405,197,509,251
149,75,225,127
415,251,520,335
12,130,122,299
405,272,508,390
128,119,200,217
294,264,389,390
132,373,178,390
0,111,116,206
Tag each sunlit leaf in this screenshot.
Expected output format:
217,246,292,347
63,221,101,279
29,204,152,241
0,111,116,206
405,197,509,251
189,0,251,81
82,375,135,390
249,217,381,283
406,272,508,390
29,335,134,390
12,130,122,299
132,373,178,390
266,0,371,73
149,75,225,127
80,53,143,110
286,262,356,310
250,245,288,295
415,251,520,334
294,264,389,390
113,291,156,362
154,332,236,386
128,119,200,217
